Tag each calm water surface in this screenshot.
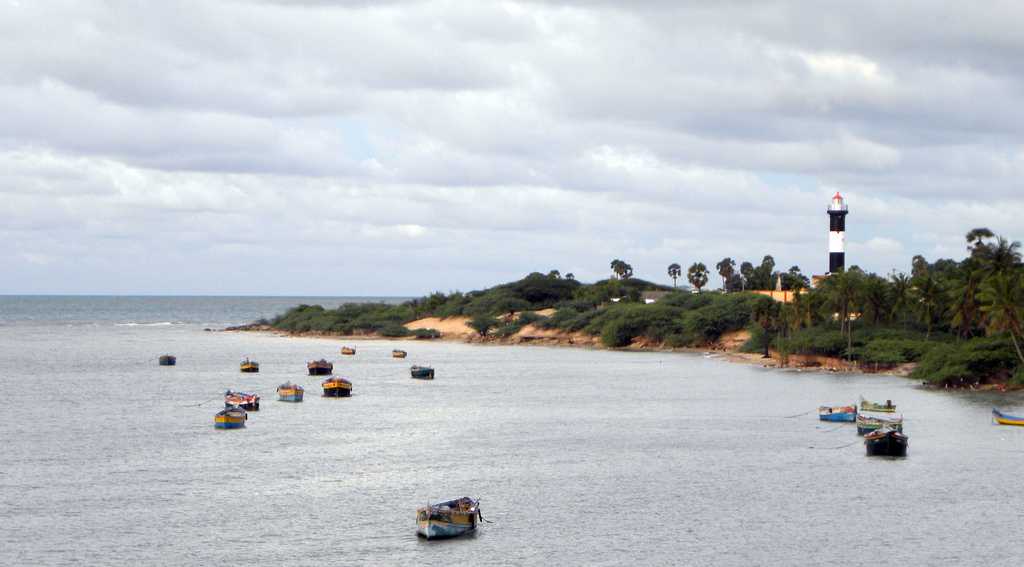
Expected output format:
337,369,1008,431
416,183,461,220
1,297,1023,565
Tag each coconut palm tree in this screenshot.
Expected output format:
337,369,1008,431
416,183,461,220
610,259,626,279
979,272,1024,365
716,258,735,291
889,272,912,327
913,271,942,340
667,263,682,287
687,262,709,293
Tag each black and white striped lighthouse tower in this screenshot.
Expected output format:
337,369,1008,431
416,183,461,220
827,192,848,273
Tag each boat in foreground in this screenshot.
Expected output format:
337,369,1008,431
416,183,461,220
224,390,260,411
860,396,896,413
392,349,408,359
278,382,305,402
341,346,356,356
818,405,856,422
410,365,435,380
864,427,908,457
416,497,480,540
307,359,333,376
158,354,176,366
992,408,1024,426
214,406,247,429
856,413,903,435
240,358,259,373
322,376,353,397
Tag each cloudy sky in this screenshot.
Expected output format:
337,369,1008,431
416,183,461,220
2,1,1022,295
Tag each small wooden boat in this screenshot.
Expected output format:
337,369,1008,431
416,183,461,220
341,346,356,356
214,406,247,429
307,359,333,376
864,427,908,457
856,413,902,435
416,497,480,540
860,396,896,413
392,349,408,359
410,365,435,380
322,376,353,397
277,382,304,402
224,390,260,411
992,408,1024,426
240,358,259,373
818,405,856,422
158,354,176,366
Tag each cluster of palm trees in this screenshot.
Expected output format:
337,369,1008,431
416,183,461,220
609,259,634,280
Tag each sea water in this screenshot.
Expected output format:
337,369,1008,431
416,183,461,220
1,296,1022,565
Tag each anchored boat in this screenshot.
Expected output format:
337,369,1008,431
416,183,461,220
158,354,176,366
307,359,333,376
860,396,896,413
818,405,857,422
277,382,304,402
224,390,260,411
856,413,902,435
240,358,259,373
341,346,356,356
392,349,408,359
992,408,1024,426
410,366,435,380
214,406,247,429
322,376,353,397
416,497,480,540
864,427,908,457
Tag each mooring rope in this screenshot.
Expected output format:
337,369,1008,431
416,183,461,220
782,409,816,419
809,439,861,450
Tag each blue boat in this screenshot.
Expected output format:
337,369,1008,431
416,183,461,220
214,406,247,429
818,405,857,422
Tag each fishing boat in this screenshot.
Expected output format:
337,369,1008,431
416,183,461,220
322,376,353,397
214,406,247,429
818,405,857,422
410,365,435,380
240,358,259,373
392,349,408,359
341,346,356,356
416,497,481,540
856,413,902,435
224,390,260,411
992,408,1024,426
864,427,908,457
860,396,896,413
158,354,176,366
277,382,304,402
307,359,333,376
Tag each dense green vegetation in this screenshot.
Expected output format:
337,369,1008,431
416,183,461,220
268,228,1024,388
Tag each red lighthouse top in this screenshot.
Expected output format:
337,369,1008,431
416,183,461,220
829,192,847,212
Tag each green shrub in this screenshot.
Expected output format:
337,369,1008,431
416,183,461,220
912,336,1019,386
379,323,411,337
412,328,441,339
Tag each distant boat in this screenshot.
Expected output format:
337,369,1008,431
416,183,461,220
818,405,856,422
322,376,353,397
307,359,333,376
158,354,176,366
214,406,247,429
864,427,908,457
224,390,260,411
860,396,896,413
992,408,1024,426
240,358,259,373
416,497,480,540
392,349,408,359
341,346,356,356
856,413,902,435
277,382,304,402
410,366,435,380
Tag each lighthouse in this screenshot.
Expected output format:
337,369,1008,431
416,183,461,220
827,192,848,273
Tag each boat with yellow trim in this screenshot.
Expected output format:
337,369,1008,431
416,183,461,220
214,406,247,429
341,346,356,356
240,358,259,373
307,359,333,376
416,497,480,540
392,349,408,358
993,408,1024,426
224,390,260,411
277,382,304,402
322,376,353,397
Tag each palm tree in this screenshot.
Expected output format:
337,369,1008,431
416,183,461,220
621,263,634,280
985,237,1022,277
716,258,736,292
913,272,942,340
610,259,626,279
565,273,575,281
739,261,754,290
752,297,781,358
947,261,983,339
889,272,912,327
667,263,682,288
687,262,709,293
979,272,1024,365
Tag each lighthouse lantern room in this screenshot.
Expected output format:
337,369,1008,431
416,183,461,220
827,192,848,274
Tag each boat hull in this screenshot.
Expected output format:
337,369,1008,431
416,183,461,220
410,367,435,380
416,519,476,540
279,393,304,402
225,400,260,411
214,417,246,429
214,409,247,429
308,367,332,376
819,412,856,422
240,365,259,373
341,348,356,356
993,409,1024,426
865,432,908,457
159,356,176,366
393,351,407,358
323,386,352,397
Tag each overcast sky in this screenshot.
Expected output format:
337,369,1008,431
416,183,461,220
2,1,1022,295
